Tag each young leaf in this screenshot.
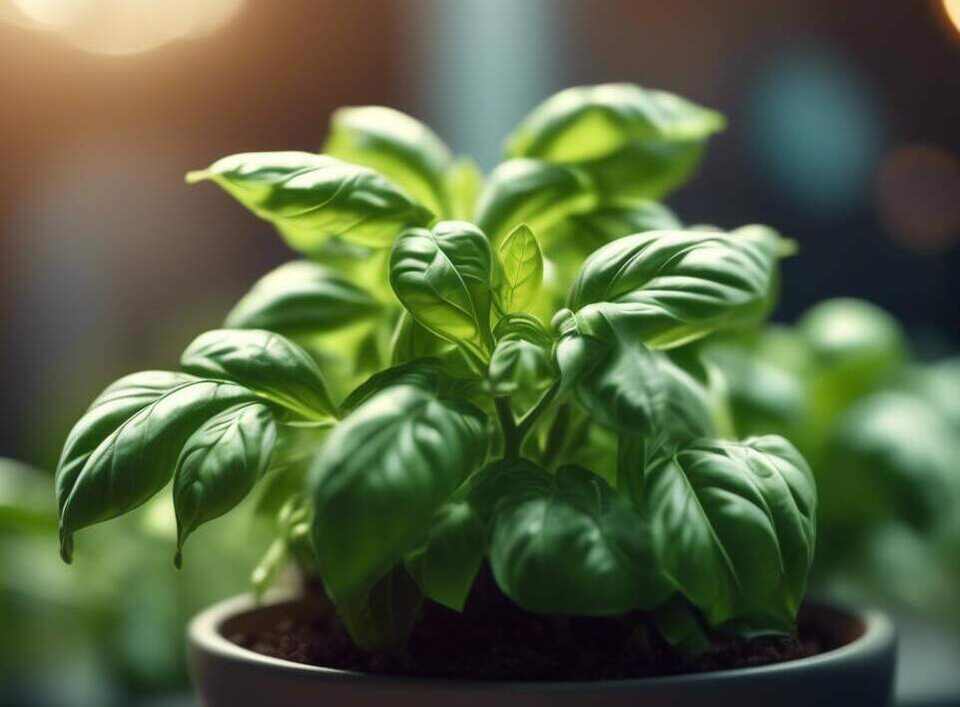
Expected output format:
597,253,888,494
56,377,257,562
389,221,494,356
186,152,433,252
488,314,555,402
644,436,817,632
406,502,486,612
337,564,424,651
181,329,336,422
225,261,383,338
474,159,596,244
445,157,484,221
490,464,671,615
505,83,724,200
506,83,725,164
324,106,453,216
495,224,544,313
173,402,277,564
310,385,488,599
568,226,786,350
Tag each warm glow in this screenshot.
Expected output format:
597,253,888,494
945,0,960,35
8,0,244,55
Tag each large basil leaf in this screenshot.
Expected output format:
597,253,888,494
494,224,544,313
821,392,957,532
181,329,336,422
324,106,452,216
406,501,485,611
310,385,488,599
474,159,596,244
173,402,277,564
506,83,725,164
186,152,433,252
490,464,670,615
644,436,817,631
56,376,257,561
568,226,786,350
225,261,383,338
389,221,494,356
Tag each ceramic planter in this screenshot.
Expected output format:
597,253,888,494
188,594,896,707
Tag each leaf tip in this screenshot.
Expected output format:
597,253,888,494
185,170,210,185
174,549,183,570
58,529,74,564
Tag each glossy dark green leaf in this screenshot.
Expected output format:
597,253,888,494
186,152,433,252
225,260,383,338
446,157,484,221
644,436,816,631
474,159,596,244
181,329,336,422
495,224,544,313
310,385,488,599
338,358,447,414
173,402,276,564
406,502,485,611
56,375,257,562
324,106,453,216
506,83,725,164
568,226,786,350
389,221,494,355
490,464,671,615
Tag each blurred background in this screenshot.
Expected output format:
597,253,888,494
0,1,958,706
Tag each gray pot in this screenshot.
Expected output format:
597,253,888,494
188,594,897,707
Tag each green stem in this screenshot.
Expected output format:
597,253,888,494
495,397,520,459
516,380,561,444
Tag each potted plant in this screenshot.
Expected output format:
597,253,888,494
53,84,896,706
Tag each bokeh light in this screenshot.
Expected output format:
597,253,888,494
876,144,960,253
944,0,960,36
6,0,244,55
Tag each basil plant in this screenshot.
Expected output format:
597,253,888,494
55,84,817,652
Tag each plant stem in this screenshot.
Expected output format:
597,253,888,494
516,381,561,445
495,397,520,459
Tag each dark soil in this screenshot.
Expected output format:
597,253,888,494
227,568,862,681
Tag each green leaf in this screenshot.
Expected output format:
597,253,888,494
562,200,682,247
389,221,494,356
490,464,671,615
324,106,453,216
495,224,544,313
310,385,488,599
173,402,277,564
56,375,257,561
799,298,907,421
505,83,724,201
488,314,555,403
225,260,383,338
406,502,485,611
337,564,423,651
339,358,446,414
474,159,596,244
181,329,336,422
821,392,957,532
568,226,786,350
446,157,484,221
506,83,725,164
644,436,817,631
654,597,711,654
186,152,433,252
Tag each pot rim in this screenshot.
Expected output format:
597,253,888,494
189,592,895,691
